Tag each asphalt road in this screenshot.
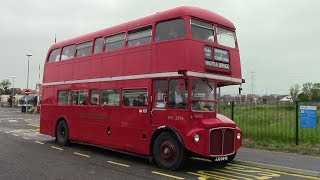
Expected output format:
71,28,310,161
0,107,318,180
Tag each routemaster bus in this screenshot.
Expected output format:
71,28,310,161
40,6,243,170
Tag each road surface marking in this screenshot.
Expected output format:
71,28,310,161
8,120,18,122
230,163,320,180
12,134,19,137
73,152,90,158
0,130,2,132
219,167,280,179
5,131,10,133
51,146,64,151
192,170,251,180
35,141,44,144
224,165,281,178
151,171,184,180
187,171,231,180
107,161,130,167
22,137,29,140
28,124,40,128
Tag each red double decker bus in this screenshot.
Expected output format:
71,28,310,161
40,6,243,170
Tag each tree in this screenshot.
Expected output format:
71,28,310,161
301,82,313,101
289,84,300,101
311,83,320,102
0,79,12,95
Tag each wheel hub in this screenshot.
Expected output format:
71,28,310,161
159,140,176,161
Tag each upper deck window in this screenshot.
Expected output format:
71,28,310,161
217,27,236,48
105,33,126,52
94,37,104,54
48,49,61,62
61,45,75,60
155,19,186,42
191,19,214,42
128,26,152,47
76,41,92,57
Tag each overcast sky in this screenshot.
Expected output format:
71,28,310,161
0,0,319,95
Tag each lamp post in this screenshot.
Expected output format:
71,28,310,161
12,76,15,108
26,53,32,113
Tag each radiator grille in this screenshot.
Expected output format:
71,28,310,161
210,128,235,156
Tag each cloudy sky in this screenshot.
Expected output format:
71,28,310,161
0,0,319,95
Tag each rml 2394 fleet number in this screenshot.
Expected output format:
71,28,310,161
168,116,184,120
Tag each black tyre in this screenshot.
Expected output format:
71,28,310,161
210,153,236,165
153,132,185,170
56,120,70,146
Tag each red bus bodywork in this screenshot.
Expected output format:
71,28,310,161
40,6,243,169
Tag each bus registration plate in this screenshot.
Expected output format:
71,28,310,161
214,156,228,162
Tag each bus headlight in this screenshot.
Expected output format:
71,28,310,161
194,134,200,142
237,132,241,140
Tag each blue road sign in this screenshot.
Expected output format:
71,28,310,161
300,106,317,128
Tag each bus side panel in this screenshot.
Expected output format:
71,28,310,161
124,46,152,75
40,86,57,136
152,41,189,73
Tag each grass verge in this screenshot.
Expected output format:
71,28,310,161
243,138,320,156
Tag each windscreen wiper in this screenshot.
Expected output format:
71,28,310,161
202,78,213,91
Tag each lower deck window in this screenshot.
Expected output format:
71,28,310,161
100,89,120,106
58,91,70,105
123,89,148,106
72,91,88,105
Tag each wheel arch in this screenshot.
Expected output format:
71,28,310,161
150,125,185,156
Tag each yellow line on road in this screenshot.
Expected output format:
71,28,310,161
152,171,184,180
217,168,272,179
107,161,130,167
35,141,44,144
51,146,64,151
22,137,29,139
230,163,320,180
187,171,231,180
28,124,40,128
12,134,19,137
73,152,90,158
196,170,251,180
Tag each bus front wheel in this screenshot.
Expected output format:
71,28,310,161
56,120,70,146
153,132,185,170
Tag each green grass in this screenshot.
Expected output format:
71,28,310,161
219,102,320,144
243,138,320,156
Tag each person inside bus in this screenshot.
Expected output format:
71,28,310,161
123,96,130,106
169,80,187,108
81,98,87,105
155,91,166,108
91,97,98,105
133,94,147,106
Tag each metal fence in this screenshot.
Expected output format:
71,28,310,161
218,101,320,145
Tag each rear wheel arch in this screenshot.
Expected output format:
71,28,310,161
55,116,69,137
